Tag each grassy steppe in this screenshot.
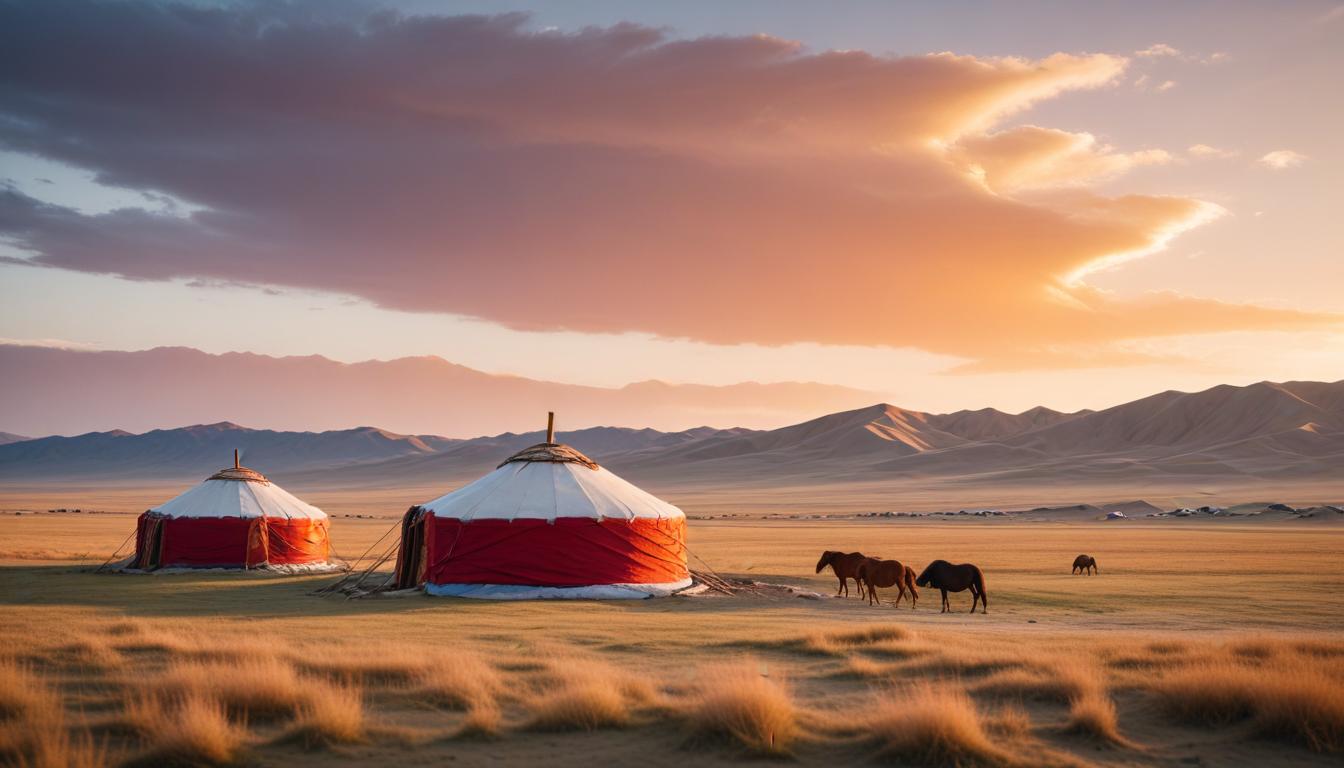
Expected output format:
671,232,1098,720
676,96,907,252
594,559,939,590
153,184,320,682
1,515,1341,766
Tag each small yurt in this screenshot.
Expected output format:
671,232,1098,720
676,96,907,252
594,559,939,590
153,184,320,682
130,452,340,571
393,414,690,599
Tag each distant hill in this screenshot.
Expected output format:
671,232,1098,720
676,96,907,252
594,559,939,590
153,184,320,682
0,422,458,480
0,432,29,445
609,380,1344,487
2,380,1340,504
0,421,752,482
0,344,876,436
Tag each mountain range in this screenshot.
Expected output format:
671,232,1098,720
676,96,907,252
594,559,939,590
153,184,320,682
0,344,874,436
3,380,1341,509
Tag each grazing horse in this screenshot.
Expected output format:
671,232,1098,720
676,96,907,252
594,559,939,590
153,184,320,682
816,551,868,598
915,560,987,614
856,558,913,608
1072,554,1098,575
903,564,920,609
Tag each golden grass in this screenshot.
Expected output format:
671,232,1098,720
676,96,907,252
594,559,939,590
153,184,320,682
294,642,427,685
867,682,1013,767
840,655,890,679
158,655,308,721
101,692,165,742
0,660,83,768
8,728,106,768
411,651,501,710
796,624,915,657
975,658,1103,704
681,660,797,756
527,657,651,731
1064,691,1127,746
123,694,243,767
456,700,504,739
282,681,368,749
1153,659,1344,752
52,636,122,671
0,661,60,723
984,704,1032,739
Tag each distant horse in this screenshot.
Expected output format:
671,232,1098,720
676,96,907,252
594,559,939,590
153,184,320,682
816,551,868,598
1072,554,1098,575
856,558,915,608
916,560,987,614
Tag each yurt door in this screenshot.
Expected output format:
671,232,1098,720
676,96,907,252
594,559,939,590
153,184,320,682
135,515,166,570
393,508,428,589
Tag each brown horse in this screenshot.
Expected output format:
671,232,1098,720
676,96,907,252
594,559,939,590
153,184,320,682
1072,554,1098,575
915,560,987,614
856,558,913,608
816,551,868,598
903,564,920,609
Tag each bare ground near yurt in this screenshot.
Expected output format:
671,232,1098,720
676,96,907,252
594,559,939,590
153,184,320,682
1,512,1342,767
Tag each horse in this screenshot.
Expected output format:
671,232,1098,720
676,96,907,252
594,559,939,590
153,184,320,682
902,564,920,609
856,557,914,608
1071,554,1098,575
915,560,987,614
815,551,868,598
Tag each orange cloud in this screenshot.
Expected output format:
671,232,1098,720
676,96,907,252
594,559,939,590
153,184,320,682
0,3,1337,372
951,126,1171,191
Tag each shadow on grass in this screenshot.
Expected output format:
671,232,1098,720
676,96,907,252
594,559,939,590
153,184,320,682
0,565,840,618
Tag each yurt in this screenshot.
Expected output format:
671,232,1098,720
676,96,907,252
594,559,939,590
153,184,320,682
129,452,342,571
393,415,691,599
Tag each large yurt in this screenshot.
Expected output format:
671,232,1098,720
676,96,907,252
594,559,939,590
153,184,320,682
130,452,341,571
393,415,690,599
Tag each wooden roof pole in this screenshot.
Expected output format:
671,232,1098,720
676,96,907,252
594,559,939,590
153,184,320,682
234,449,239,469
547,412,555,444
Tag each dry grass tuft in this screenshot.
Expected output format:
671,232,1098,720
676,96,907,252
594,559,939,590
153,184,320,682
681,660,797,756
976,658,1104,704
985,704,1033,739
52,636,122,671
0,660,102,768
1153,660,1344,752
840,656,890,679
159,655,308,721
456,700,504,740
9,728,106,768
1064,691,1129,746
411,651,502,710
282,681,367,750
826,625,913,646
867,682,1012,767
528,658,647,731
799,625,915,657
100,692,166,742
0,661,60,724
124,694,244,767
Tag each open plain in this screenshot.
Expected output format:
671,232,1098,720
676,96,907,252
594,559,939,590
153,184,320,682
2,510,1341,767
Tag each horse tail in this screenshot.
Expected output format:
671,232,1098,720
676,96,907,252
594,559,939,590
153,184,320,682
974,566,987,605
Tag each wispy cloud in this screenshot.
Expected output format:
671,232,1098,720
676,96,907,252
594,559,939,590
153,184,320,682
1258,149,1308,169
1188,144,1239,159
1136,43,1181,58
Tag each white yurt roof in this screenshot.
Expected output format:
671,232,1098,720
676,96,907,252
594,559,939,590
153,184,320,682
150,460,326,520
420,442,683,523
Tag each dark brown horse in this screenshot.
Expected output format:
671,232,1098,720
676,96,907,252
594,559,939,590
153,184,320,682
816,551,868,598
915,560,987,614
1072,554,1098,575
856,558,915,608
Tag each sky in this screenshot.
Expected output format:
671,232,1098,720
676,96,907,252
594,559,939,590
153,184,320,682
1,0,1341,420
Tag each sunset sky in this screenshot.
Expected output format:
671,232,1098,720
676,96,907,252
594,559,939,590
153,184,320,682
1,0,1341,423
